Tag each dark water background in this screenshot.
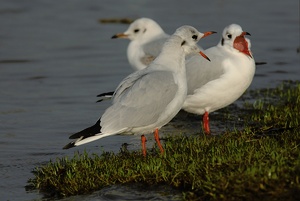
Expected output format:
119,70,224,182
0,0,299,200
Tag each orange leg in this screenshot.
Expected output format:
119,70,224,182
154,128,164,154
203,111,211,135
141,135,147,157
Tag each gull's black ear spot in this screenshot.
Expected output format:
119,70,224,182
143,29,147,33
221,38,224,46
181,40,186,46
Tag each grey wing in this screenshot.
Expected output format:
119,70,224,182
101,70,178,133
186,48,225,94
141,35,169,66
143,37,168,57
112,70,146,104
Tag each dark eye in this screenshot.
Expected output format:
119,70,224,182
134,29,140,33
227,34,232,39
192,35,198,40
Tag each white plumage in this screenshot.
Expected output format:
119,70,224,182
64,26,212,151
183,24,256,134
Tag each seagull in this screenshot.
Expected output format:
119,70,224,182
63,26,214,156
111,17,206,71
182,24,256,134
96,18,214,101
98,23,258,134
111,18,264,72
112,17,169,71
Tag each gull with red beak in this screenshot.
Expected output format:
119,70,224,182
183,24,255,134
63,26,213,156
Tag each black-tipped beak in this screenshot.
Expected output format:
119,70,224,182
199,51,211,62
242,32,251,36
111,33,128,39
202,31,217,38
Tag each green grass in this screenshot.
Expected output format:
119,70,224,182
244,80,300,129
27,81,300,200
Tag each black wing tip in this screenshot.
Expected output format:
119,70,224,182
64,120,101,149
97,91,114,97
68,119,101,139
255,61,267,65
69,134,78,140
63,142,76,149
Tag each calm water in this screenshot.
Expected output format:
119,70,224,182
0,0,299,200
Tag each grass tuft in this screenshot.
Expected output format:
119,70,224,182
27,81,300,200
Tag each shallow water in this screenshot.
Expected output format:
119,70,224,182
0,0,299,200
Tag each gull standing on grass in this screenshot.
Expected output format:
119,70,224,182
63,26,215,156
99,22,258,134
183,24,256,134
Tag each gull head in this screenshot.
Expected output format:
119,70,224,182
220,24,252,58
111,18,165,42
174,26,216,60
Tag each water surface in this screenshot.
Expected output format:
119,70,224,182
0,0,299,200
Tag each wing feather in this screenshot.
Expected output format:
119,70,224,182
186,47,225,94
101,70,178,133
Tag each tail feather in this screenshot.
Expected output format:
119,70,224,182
63,119,101,149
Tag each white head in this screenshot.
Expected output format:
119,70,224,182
219,24,252,57
112,18,165,42
173,25,216,59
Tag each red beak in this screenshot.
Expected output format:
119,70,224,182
233,32,252,58
199,51,211,62
202,31,217,39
